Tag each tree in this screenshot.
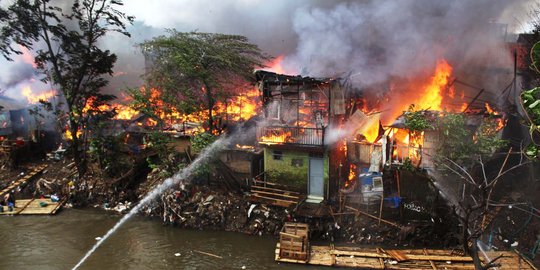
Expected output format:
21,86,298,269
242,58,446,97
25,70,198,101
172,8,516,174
439,153,529,270
432,113,527,269
436,113,506,168
137,30,268,133
3,0,133,176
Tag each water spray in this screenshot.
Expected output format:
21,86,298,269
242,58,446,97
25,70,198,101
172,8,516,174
72,136,227,270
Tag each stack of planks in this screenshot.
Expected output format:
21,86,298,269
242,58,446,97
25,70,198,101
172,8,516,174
249,179,303,208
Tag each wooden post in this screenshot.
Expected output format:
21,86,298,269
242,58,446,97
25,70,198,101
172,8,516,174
378,195,384,226
396,169,402,220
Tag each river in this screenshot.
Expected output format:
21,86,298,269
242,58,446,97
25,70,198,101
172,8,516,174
0,208,311,270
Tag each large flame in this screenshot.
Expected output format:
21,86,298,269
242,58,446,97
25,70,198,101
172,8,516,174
357,59,454,145
262,55,297,75
259,131,292,145
22,86,56,104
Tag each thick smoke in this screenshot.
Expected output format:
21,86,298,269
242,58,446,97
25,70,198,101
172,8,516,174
283,0,529,89
0,0,531,102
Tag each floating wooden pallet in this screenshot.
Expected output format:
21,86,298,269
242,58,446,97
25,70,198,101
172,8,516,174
279,223,310,262
0,164,48,197
276,244,537,270
0,198,64,215
250,180,303,208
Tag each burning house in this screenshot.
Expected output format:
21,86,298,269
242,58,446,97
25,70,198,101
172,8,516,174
251,52,508,221
254,70,346,204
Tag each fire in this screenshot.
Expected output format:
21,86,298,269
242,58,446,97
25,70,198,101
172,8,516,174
21,86,56,104
418,59,452,111
114,104,139,120
64,129,82,140
236,144,255,150
346,163,357,187
485,103,498,115
353,59,456,158
262,55,298,75
259,131,292,145
216,87,259,122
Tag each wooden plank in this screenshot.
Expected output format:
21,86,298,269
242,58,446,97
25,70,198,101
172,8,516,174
251,185,300,195
18,198,61,215
376,248,385,269
250,194,297,205
404,254,473,262
423,248,438,270
387,250,410,262
280,232,304,239
252,189,300,199
517,250,538,270
0,165,47,197
330,249,390,259
252,180,300,192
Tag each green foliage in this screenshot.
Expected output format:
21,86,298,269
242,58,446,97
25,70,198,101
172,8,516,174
525,144,539,159
144,132,179,177
401,158,416,172
521,87,540,128
436,113,506,167
521,41,540,159
190,132,217,153
136,30,268,132
126,87,163,125
89,135,122,176
403,104,433,132
1,0,133,176
531,41,540,74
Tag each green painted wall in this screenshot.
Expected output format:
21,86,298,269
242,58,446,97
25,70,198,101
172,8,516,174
263,148,329,196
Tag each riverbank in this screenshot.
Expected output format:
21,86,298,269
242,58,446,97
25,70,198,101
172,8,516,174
2,158,538,268
0,159,461,247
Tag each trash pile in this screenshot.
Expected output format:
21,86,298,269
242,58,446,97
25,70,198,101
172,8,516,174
139,182,291,235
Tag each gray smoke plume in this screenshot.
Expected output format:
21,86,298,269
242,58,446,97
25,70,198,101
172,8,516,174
0,0,531,102
282,0,529,90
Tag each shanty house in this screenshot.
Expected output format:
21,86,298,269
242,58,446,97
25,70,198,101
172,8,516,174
253,70,346,204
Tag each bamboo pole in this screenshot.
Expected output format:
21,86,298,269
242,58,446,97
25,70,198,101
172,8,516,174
345,206,400,228
194,250,223,259
378,195,384,226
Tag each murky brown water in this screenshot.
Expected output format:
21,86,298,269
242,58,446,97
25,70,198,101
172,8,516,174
0,208,311,270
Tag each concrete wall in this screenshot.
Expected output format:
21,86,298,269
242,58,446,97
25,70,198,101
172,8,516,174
263,147,329,195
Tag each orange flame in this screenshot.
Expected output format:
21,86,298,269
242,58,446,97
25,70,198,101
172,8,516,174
485,103,498,115
262,55,297,75
346,163,357,187
21,86,56,104
259,131,292,145
64,129,82,140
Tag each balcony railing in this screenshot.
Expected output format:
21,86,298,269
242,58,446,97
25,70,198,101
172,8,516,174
257,126,324,146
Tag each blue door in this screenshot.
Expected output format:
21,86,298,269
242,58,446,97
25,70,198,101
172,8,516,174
308,157,324,201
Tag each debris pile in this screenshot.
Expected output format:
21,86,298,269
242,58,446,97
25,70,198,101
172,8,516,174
139,180,290,235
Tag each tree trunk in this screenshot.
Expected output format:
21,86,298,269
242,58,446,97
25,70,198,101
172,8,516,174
69,118,86,178
470,238,485,270
204,82,214,133
462,210,471,256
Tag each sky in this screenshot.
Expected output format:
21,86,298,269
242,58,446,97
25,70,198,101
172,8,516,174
0,0,535,103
